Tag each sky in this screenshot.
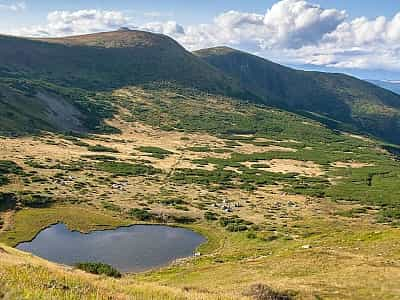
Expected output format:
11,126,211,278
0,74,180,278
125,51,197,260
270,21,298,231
1,0,400,80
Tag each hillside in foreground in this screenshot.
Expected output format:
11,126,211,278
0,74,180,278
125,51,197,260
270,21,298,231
1,84,400,299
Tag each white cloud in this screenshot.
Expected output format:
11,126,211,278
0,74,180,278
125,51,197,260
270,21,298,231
142,21,184,36
175,0,346,51
262,0,346,48
0,1,26,12
306,12,400,70
171,0,400,72
12,9,130,37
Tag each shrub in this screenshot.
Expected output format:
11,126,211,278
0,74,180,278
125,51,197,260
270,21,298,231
0,192,17,211
219,216,252,232
0,160,23,175
377,207,400,225
136,146,173,159
87,145,119,153
129,208,153,221
75,262,121,278
171,215,196,224
247,231,257,239
102,201,121,212
244,284,293,300
159,198,187,206
81,155,117,161
0,175,9,186
96,162,160,176
186,146,211,152
226,224,248,232
335,207,368,218
19,194,54,208
204,211,218,221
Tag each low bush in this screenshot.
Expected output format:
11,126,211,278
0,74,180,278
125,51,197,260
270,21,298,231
136,146,173,159
0,160,23,175
159,198,187,206
75,262,121,278
87,145,119,153
171,215,196,224
219,216,252,231
0,175,9,186
0,192,17,211
186,146,211,152
102,201,121,212
81,155,117,161
377,207,400,225
19,194,54,208
96,162,160,176
335,207,368,218
244,284,293,300
204,211,218,221
129,208,153,221
226,223,248,232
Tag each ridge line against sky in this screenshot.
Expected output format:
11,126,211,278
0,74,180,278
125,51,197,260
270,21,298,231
0,0,400,80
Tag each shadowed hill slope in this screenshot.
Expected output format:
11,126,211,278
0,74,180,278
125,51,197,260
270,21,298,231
195,47,400,144
0,83,85,135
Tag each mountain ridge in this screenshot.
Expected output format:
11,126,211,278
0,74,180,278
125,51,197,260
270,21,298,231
1,30,400,143
0,30,246,97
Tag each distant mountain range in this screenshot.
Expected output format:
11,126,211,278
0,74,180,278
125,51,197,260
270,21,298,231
1,29,400,144
369,80,400,95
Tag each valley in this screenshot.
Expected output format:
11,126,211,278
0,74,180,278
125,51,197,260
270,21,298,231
1,84,400,299
0,30,399,300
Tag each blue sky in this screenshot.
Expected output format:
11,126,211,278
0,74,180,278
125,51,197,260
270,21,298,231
1,1,399,24
1,0,400,79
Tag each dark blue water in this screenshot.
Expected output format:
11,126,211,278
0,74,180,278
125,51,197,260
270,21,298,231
17,223,206,272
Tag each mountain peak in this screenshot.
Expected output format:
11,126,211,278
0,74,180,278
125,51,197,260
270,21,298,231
195,46,239,56
37,29,178,49
118,26,132,32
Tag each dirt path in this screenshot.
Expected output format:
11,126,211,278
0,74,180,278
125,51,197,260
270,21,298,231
166,139,191,178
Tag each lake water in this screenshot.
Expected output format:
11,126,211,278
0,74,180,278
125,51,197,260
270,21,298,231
17,223,206,273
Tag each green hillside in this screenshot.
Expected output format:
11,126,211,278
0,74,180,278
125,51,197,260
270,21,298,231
0,30,244,96
195,47,400,144
0,79,117,136
1,30,400,145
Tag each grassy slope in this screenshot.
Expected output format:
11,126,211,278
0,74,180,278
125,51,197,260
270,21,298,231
115,85,400,213
1,30,400,145
0,30,243,96
0,78,119,136
0,82,88,135
0,30,248,136
195,47,400,144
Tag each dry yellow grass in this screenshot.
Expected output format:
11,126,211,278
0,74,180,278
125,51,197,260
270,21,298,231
1,118,400,300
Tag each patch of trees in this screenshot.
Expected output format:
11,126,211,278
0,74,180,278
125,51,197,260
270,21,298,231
75,262,121,278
